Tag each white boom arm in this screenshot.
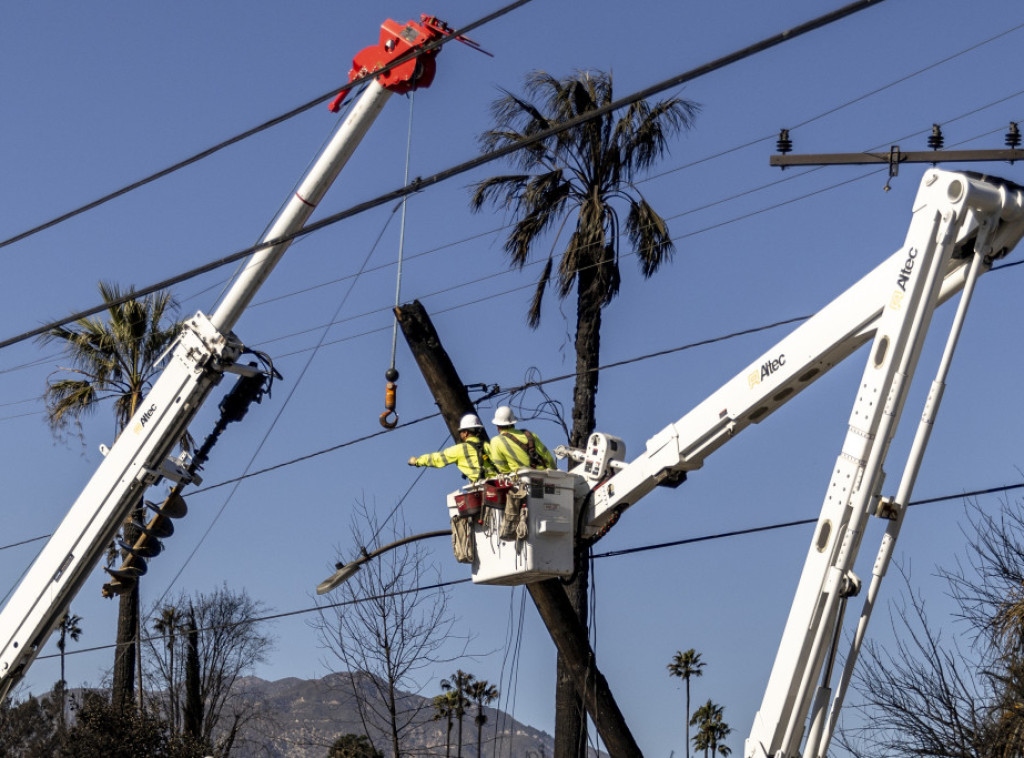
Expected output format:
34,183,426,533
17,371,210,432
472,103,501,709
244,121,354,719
583,173,1023,529
566,169,1024,758
0,80,394,701
0,13,459,698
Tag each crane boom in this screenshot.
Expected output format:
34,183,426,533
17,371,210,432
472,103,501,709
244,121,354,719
0,14,456,702
453,169,1024,757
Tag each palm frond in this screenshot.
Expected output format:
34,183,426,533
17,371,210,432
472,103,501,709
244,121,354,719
626,197,675,277
528,255,554,329
37,282,184,440
473,68,696,327
469,174,532,212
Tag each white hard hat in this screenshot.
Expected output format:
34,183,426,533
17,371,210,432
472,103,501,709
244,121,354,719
458,413,484,431
492,406,517,426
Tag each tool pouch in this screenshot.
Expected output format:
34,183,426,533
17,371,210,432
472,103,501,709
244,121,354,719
451,515,475,564
500,483,528,541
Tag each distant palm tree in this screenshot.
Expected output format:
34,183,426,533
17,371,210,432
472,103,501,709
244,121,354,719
668,649,705,758
432,690,460,758
440,670,474,758
56,611,82,735
472,70,698,758
39,281,183,712
56,612,83,688
690,699,730,758
468,679,499,758
153,605,184,730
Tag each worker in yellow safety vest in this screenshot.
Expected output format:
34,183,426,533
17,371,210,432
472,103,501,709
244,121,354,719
488,406,557,473
408,413,497,482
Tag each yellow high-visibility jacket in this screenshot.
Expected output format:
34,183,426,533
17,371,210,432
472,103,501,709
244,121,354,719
412,434,497,482
489,428,556,473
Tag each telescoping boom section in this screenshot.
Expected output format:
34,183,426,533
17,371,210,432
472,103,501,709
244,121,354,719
450,169,1024,758
0,14,459,703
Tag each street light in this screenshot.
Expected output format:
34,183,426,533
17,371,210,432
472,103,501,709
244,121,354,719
316,529,450,595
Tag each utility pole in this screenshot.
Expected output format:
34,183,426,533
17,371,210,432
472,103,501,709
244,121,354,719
395,300,643,758
770,123,1024,189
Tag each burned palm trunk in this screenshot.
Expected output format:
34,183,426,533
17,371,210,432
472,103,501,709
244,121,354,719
183,607,203,742
558,269,603,758
396,299,641,758
112,508,142,712
394,300,476,438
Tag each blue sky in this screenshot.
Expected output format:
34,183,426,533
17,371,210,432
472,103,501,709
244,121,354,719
3,1,1024,755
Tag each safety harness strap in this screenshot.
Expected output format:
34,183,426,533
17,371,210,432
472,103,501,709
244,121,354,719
462,438,491,481
501,430,543,469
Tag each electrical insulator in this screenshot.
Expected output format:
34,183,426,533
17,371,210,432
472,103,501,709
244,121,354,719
776,128,792,154
928,124,944,151
1006,122,1021,149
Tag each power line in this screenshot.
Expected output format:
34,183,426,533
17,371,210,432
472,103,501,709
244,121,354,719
34,576,473,664
0,0,537,255
182,39,1024,331
5,5,1017,380
0,314,830,554
35,479,1024,665
6,246,1022,557
2,120,1019,425
637,22,1024,188
0,0,887,354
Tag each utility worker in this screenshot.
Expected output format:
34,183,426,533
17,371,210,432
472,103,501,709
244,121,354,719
408,413,497,482
488,406,557,473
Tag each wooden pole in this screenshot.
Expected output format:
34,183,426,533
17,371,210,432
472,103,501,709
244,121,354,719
395,300,643,758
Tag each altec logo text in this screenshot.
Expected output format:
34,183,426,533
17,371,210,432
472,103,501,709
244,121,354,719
134,404,158,434
895,247,918,291
748,354,786,389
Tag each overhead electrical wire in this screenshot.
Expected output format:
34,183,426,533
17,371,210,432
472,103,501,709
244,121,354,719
5,243,1022,559
0,112,1010,403
0,0,537,255
12,29,1023,396
2,9,1014,365
6,0,1015,610
0,0,889,354
33,478,1024,666
159,72,1024,352
17,10,1024,720
2,8,1017,402
230,93,1024,357
0,115,1020,424
14,0,1024,703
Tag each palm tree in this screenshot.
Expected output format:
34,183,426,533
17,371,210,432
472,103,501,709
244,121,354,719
440,670,474,757
56,611,83,735
668,649,705,758
690,700,730,758
153,605,184,731
468,679,499,758
432,690,460,758
56,612,83,689
39,281,183,712
471,69,697,758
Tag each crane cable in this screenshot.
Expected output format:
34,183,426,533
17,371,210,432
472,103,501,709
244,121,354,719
380,93,416,429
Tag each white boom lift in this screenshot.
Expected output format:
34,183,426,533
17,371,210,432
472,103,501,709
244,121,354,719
0,14,471,703
450,168,1024,758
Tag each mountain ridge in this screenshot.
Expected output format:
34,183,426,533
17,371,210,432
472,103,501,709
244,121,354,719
226,671,570,758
